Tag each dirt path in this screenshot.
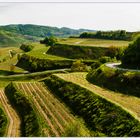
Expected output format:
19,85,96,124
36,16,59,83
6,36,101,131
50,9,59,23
75,40,84,44
55,73,140,121
0,90,20,137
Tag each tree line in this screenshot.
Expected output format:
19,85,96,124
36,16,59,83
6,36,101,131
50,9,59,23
79,30,132,40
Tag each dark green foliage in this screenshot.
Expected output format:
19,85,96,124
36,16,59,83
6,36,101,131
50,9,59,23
20,44,34,52
17,54,73,72
122,36,140,69
99,56,112,63
91,61,102,69
44,75,140,137
71,60,89,72
80,30,132,41
87,65,140,98
47,43,108,59
0,108,7,136
5,83,40,137
40,36,57,46
105,46,125,60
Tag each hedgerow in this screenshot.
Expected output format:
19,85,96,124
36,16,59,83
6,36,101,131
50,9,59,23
87,65,140,98
17,54,73,72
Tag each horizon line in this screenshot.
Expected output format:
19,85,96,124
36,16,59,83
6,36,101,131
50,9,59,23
0,23,139,32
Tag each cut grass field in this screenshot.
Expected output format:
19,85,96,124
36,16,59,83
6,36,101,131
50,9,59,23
15,81,90,136
58,38,129,48
27,43,69,60
55,72,140,122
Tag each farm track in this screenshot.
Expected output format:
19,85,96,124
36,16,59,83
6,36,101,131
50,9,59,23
15,82,74,137
0,89,20,137
55,73,140,121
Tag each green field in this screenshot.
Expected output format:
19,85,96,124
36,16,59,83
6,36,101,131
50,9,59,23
59,38,130,47
0,47,25,73
27,43,69,60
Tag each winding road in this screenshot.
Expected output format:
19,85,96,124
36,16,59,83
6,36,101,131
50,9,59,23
0,89,20,137
105,62,140,72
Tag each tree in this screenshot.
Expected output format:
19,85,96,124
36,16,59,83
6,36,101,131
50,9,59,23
71,60,88,72
20,44,34,52
106,46,125,60
40,36,57,46
121,35,140,68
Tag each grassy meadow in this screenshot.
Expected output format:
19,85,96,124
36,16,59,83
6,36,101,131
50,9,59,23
27,43,69,60
58,38,130,47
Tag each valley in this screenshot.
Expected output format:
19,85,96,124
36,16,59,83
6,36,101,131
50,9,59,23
0,25,140,137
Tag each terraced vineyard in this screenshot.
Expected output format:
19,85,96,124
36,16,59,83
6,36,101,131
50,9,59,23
14,82,86,136
0,89,20,137
55,73,140,121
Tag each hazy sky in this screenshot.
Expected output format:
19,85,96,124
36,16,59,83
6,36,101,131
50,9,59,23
0,1,140,31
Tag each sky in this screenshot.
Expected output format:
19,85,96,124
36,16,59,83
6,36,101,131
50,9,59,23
0,1,140,31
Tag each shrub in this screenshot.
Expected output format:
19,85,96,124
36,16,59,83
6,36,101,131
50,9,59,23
106,46,125,60
99,56,112,63
20,44,34,52
40,36,57,47
71,60,89,72
91,61,102,69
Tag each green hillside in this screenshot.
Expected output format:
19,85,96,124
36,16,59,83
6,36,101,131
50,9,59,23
0,24,95,38
0,30,40,47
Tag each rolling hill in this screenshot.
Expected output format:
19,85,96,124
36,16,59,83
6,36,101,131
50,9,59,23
0,24,95,47
0,30,40,47
0,24,95,38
